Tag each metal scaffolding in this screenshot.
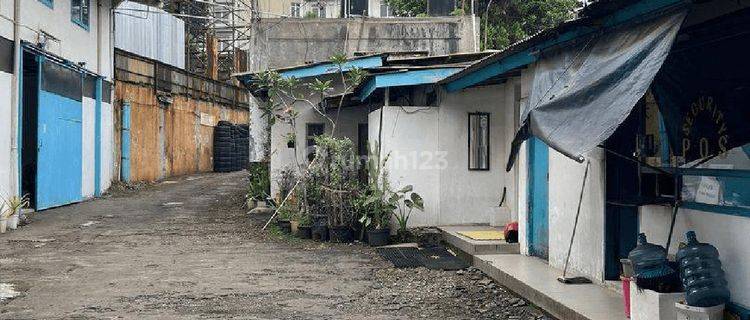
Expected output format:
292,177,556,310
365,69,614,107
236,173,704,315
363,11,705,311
160,0,256,81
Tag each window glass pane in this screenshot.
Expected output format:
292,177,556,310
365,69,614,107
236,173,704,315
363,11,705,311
469,113,489,170
82,0,89,26
681,144,750,208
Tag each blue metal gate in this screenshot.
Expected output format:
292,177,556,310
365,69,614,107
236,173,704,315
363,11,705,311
35,57,83,209
528,137,549,260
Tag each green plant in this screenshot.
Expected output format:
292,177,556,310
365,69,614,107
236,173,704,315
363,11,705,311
391,185,424,241
358,145,395,231
384,0,427,17
304,10,318,19
247,162,271,202
450,8,465,16
2,194,29,219
310,135,360,227
277,204,297,221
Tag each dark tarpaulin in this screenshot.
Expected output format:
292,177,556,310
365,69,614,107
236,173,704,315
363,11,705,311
506,11,687,171
652,10,750,164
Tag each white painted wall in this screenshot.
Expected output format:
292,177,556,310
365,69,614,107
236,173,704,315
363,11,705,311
0,0,114,80
369,106,441,227
437,84,514,226
0,71,12,199
82,97,96,198
547,150,607,282
101,101,114,192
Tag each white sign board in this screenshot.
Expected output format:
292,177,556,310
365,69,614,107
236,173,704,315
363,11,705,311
695,176,720,205
200,113,215,126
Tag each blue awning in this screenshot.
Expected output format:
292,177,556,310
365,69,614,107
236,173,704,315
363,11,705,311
357,67,463,101
234,55,385,86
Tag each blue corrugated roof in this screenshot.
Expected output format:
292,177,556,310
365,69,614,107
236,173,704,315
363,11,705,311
234,55,386,85
357,67,463,101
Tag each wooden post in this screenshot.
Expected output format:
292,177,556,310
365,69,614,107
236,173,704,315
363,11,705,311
206,34,219,80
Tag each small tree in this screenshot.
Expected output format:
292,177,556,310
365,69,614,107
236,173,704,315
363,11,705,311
253,54,367,230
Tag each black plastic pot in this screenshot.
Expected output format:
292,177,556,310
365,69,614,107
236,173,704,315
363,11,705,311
367,228,390,247
311,225,328,242
277,220,292,233
297,226,312,239
329,226,354,243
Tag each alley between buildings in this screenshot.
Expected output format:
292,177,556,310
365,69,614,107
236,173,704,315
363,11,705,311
0,171,551,320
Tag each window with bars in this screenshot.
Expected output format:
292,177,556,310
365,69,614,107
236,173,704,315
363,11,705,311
469,113,490,170
71,0,90,29
291,3,301,17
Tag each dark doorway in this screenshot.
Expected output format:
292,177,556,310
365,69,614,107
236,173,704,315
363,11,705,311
21,52,39,208
603,103,643,280
358,123,368,184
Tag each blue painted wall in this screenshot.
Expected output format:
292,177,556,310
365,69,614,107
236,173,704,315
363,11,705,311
528,137,550,259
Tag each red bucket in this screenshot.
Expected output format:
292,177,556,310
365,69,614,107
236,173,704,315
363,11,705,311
621,276,632,318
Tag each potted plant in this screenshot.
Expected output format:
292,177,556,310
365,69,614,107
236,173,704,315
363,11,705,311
276,205,293,233
3,195,29,231
310,135,359,243
246,162,270,210
358,149,396,246
296,211,313,239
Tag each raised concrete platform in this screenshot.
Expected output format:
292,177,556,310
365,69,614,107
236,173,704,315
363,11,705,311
438,225,625,320
474,254,626,320
438,225,520,255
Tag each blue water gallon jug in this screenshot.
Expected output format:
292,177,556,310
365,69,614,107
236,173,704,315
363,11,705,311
676,231,730,307
628,233,667,275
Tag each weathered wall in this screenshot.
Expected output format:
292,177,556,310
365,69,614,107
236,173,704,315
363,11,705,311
437,84,514,226
248,16,478,71
369,106,441,227
0,0,114,80
114,82,249,183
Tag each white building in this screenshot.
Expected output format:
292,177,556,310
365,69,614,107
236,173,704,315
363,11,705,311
0,0,120,209
442,0,750,316
241,0,750,316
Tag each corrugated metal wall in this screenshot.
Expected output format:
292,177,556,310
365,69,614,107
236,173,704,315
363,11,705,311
114,1,186,69
114,50,249,182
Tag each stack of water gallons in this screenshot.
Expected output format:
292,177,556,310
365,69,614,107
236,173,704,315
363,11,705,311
676,231,730,307
628,233,680,293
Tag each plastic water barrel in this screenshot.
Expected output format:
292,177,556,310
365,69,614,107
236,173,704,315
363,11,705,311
676,231,730,307
628,233,669,278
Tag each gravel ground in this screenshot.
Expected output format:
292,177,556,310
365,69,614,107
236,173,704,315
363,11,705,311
0,171,553,319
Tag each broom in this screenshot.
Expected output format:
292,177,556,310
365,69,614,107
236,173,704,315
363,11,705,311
558,160,593,284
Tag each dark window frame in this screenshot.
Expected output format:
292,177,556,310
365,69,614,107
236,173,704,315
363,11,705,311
306,123,325,161
468,112,490,171
71,0,90,30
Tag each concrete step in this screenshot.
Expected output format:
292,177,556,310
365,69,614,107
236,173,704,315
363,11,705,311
474,254,627,320
439,225,520,255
